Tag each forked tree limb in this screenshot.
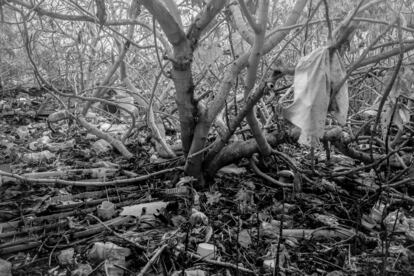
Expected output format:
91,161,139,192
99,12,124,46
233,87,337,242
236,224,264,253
228,0,254,44
242,0,272,156
140,0,186,46
187,0,227,47
204,4,319,168
238,0,260,32
184,0,308,179
82,35,132,115
207,0,308,126
141,0,196,156
204,79,288,171
121,63,176,158
182,0,308,181
141,0,225,162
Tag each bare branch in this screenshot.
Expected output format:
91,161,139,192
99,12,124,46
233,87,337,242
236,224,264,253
187,0,226,48
140,0,186,46
5,0,147,26
357,42,414,68
228,0,254,44
238,0,259,32
208,0,307,123
161,0,183,29
244,0,271,156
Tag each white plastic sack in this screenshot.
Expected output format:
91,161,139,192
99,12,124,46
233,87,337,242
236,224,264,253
283,47,348,146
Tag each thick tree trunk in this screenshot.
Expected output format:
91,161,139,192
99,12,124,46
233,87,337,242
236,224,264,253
171,61,197,156
184,107,210,181
185,0,308,179
140,0,224,159
141,0,307,182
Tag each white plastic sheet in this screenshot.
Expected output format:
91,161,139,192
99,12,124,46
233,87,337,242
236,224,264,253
283,47,348,146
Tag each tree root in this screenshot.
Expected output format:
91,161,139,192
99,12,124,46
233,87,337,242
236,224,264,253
206,126,410,179
250,154,293,188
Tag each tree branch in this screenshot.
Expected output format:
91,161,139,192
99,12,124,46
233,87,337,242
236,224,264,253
243,0,271,156
187,0,226,48
207,0,307,123
5,0,148,26
161,0,183,29
140,0,186,46
186,0,306,179
229,0,254,44
356,42,414,68
238,0,260,32
82,37,132,115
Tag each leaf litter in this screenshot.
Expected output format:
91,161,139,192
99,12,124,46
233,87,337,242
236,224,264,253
0,87,413,276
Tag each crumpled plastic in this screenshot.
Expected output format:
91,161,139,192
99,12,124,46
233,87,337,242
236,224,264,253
384,210,414,241
283,47,349,146
0,258,12,276
88,242,131,276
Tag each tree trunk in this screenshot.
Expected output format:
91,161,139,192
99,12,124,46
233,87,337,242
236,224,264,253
185,0,308,180
171,59,197,156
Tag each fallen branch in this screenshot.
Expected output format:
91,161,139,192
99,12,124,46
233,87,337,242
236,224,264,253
77,116,133,158
137,244,168,276
88,214,147,251
250,154,293,188
175,248,256,275
0,166,183,187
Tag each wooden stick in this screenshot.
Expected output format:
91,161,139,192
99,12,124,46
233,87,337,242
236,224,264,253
137,244,167,276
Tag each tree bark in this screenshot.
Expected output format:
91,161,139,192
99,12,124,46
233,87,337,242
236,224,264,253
242,0,272,156
141,0,225,158
185,0,308,178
